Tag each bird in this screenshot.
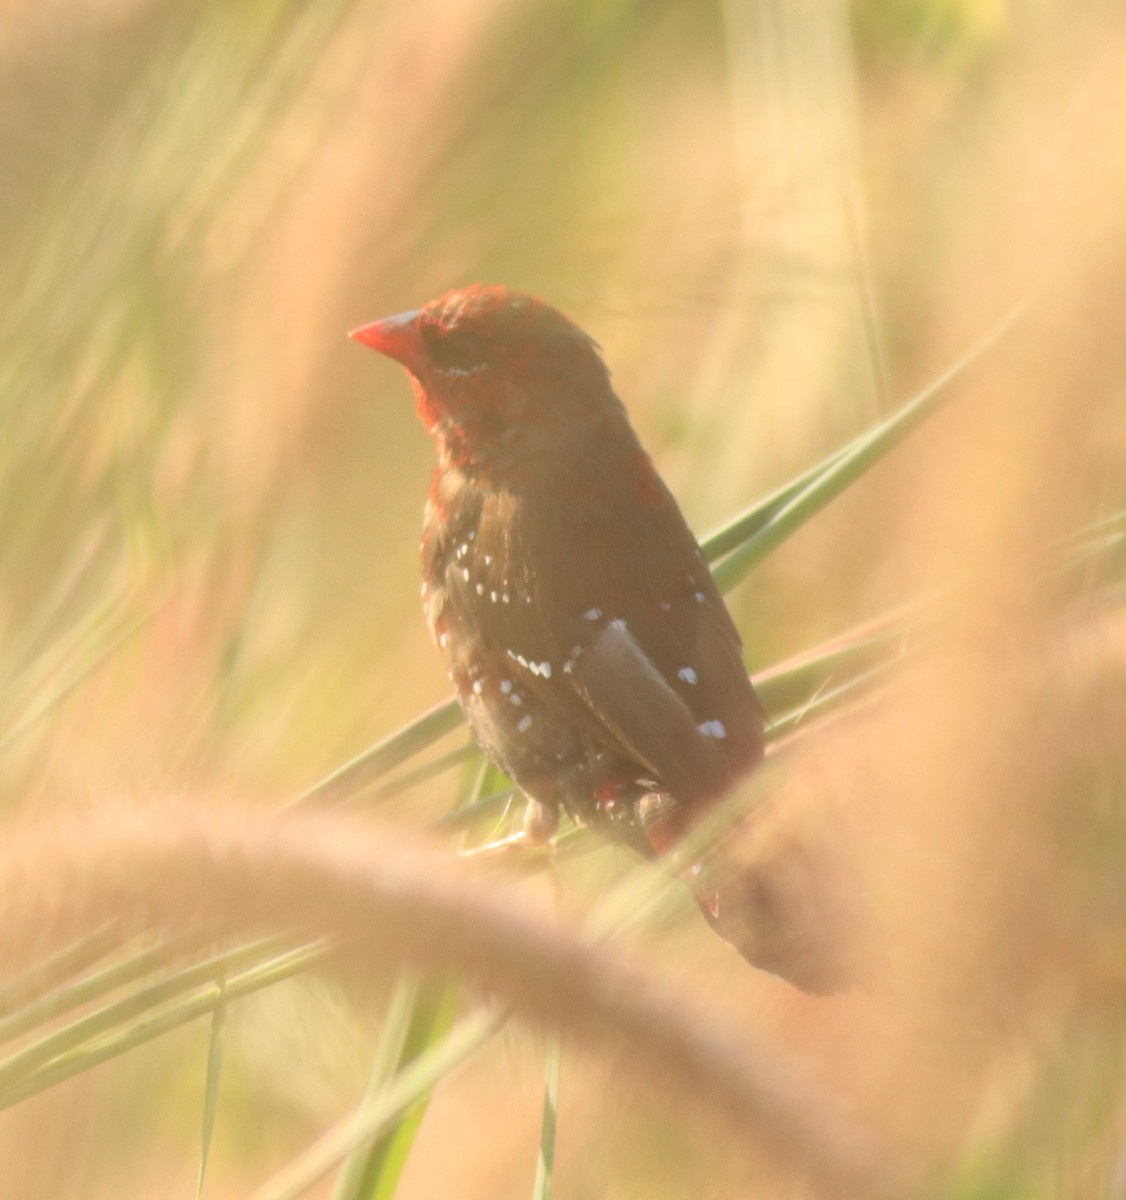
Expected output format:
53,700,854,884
350,285,775,971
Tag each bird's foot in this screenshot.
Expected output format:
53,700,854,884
460,797,558,866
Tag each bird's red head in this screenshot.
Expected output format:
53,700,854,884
350,285,622,471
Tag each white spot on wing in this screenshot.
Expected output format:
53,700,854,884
678,667,697,685
698,720,727,740
583,608,602,621
472,679,484,695
694,591,706,603
517,714,533,733
608,618,627,632
499,680,513,694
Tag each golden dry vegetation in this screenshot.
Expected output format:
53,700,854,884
0,1,1124,1197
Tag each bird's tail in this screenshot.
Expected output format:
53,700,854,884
636,791,870,995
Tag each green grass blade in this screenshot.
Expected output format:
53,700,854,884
0,939,324,1107
0,596,162,756
0,926,230,1045
429,787,519,837
251,1008,505,1200
197,974,228,1199
290,699,464,809
531,1037,561,1200
360,743,480,806
0,923,122,1017
711,302,1029,593
766,656,900,742
332,979,461,1200
701,441,856,563
330,761,503,1200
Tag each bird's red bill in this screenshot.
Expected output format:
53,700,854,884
348,310,423,370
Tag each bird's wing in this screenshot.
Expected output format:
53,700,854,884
484,457,764,806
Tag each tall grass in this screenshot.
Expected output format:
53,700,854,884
0,1,1124,1197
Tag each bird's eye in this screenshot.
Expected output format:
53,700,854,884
424,326,488,374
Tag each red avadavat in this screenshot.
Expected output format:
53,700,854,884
350,286,804,979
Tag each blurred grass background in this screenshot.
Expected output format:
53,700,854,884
1,0,1125,1196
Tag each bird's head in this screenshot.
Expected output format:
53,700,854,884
350,285,622,470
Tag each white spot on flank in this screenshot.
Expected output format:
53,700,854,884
461,567,470,582
608,617,627,632
583,608,602,621
499,680,513,694
438,632,449,649
694,591,706,603
678,667,698,685
490,590,498,602
501,593,510,604
509,693,522,705
563,660,575,674
475,583,484,595
472,679,484,695
517,714,533,733
467,530,476,540
484,554,493,565
698,720,727,740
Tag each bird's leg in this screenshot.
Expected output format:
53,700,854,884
460,795,558,862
